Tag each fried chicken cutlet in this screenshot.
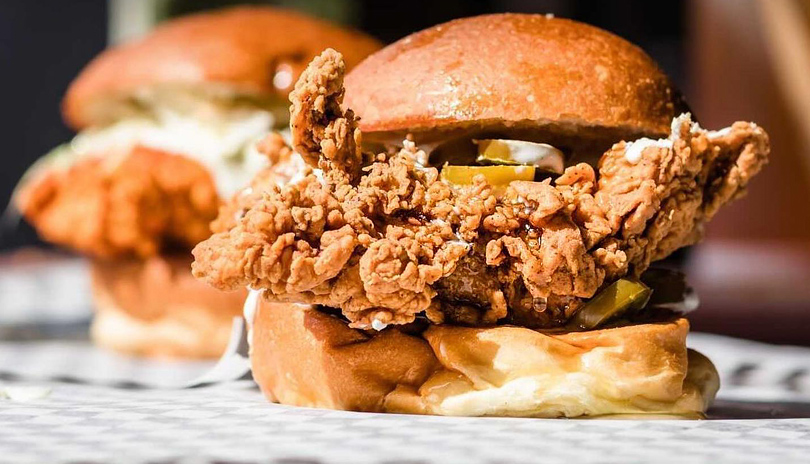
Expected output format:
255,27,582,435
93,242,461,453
192,49,769,330
16,146,220,258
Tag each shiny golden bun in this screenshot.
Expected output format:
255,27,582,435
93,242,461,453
90,255,246,358
344,14,685,148
251,301,439,410
250,300,718,417
64,6,382,130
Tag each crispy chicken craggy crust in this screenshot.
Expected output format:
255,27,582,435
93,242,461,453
192,49,769,329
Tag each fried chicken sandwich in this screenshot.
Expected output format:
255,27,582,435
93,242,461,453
14,7,381,358
193,14,769,416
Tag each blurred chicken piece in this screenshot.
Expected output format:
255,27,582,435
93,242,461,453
18,135,311,259
16,146,220,258
192,50,769,329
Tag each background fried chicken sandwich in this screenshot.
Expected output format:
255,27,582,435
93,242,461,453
13,7,381,358
193,14,769,416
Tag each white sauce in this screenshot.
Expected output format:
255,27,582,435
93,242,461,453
243,288,265,347
0,386,52,401
312,168,326,186
243,288,264,326
625,113,716,164
688,118,744,139
33,106,276,198
659,287,700,315
280,154,311,187
448,239,471,250
403,138,430,170
623,138,673,164
706,127,732,140
507,143,561,166
476,139,564,173
670,113,689,139
371,319,388,331
686,114,742,140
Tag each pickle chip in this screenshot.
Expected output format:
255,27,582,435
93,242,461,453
440,165,536,186
571,278,652,329
475,139,564,174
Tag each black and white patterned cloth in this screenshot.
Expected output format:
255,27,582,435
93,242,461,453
1,257,810,463
0,332,808,463
0,379,809,464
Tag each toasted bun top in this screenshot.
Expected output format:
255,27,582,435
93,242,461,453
344,14,685,144
64,7,382,130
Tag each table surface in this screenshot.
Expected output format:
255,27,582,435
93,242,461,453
0,335,807,464
1,257,810,463
0,379,808,464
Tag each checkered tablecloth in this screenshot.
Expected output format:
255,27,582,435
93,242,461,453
0,337,808,464
1,256,810,463
0,379,808,464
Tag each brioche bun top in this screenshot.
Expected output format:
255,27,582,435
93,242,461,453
344,14,686,145
64,6,382,130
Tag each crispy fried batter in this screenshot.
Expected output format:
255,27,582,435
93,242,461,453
211,132,310,233
289,49,363,184
192,49,770,329
17,146,220,258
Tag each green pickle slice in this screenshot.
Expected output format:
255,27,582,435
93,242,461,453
440,165,536,186
572,278,652,329
475,139,564,174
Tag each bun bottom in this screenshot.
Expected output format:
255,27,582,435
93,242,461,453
251,300,719,417
90,255,246,359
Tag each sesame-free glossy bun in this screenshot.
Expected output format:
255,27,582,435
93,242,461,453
64,6,382,130
344,14,685,147
90,255,246,358
250,300,719,417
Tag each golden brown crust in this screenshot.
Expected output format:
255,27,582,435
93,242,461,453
192,51,769,330
64,6,382,129
289,50,363,182
344,14,684,143
210,132,307,234
16,146,219,259
250,301,718,417
251,300,439,411
90,255,246,358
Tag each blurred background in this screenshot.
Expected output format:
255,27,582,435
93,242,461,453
0,0,808,345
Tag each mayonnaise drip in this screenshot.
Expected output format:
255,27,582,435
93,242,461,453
243,288,264,347
706,127,732,140
277,153,310,187
659,287,700,315
243,288,264,326
624,113,697,164
623,138,673,164
505,142,561,166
